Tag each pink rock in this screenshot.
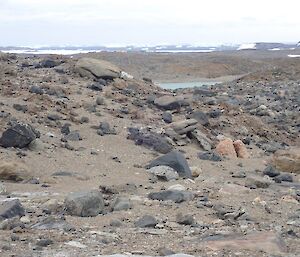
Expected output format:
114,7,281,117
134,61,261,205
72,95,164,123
215,138,237,158
233,140,250,159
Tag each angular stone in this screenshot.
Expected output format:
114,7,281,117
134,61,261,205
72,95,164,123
189,130,212,151
147,150,192,178
64,190,104,217
0,199,25,220
0,121,39,148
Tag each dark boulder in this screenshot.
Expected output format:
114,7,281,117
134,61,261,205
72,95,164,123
0,121,39,148
146,150,192,178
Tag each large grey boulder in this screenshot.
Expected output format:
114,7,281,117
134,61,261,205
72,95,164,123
154,95,188,110
0,121,39,148
64,190,105,217
0,199,25,220
75,58,121,79
147,150,192,178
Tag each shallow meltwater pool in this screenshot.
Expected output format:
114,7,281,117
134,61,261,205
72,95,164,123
158,81,221,90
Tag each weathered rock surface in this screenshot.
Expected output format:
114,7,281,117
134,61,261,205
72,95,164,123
75,58,121,79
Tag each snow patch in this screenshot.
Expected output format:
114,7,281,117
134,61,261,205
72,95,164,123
237,43,256,50
288,54,300,58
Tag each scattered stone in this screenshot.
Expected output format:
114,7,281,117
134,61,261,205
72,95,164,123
63,131,82,141
110,219,122,227
198,151,222,161
13,104,28,113
148,190,194,203
28,138,45,152
245,176,271,189
135,215,158,228
176,213,195,225
96,96,105,105
31,216,74,231
0,199,25,220
0,121,39,148
128,127,172,154
97,122,117,136
64,190,105,217
147,150,192,178
263,165,280,177
274,173,293,183
29,85,44,95
36,239,53,247
188,111,209,126
162,111,172,123
0,183,7,195
148,166,179,181
112,197,133,211
65,240,87,249
191,166,202,178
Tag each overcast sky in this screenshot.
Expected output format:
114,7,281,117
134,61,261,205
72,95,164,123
0,0,299,46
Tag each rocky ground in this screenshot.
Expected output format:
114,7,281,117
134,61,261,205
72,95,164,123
0,52,299,257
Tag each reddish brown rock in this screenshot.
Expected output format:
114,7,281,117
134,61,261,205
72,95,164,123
233,140,250,158
215,138,237,158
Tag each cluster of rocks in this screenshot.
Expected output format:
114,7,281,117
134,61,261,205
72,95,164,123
0,52,299,256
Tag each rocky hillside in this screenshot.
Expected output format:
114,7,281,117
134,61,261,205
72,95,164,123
0,52,299,257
